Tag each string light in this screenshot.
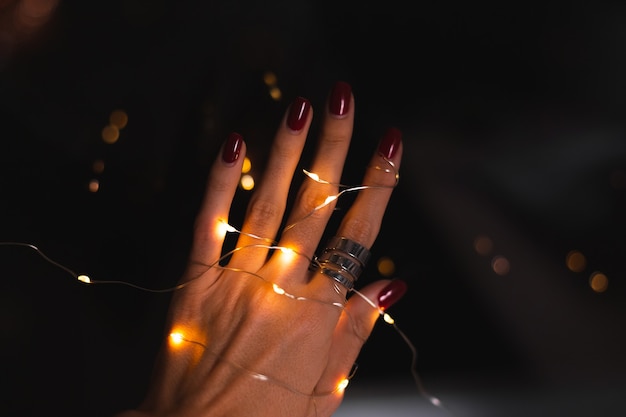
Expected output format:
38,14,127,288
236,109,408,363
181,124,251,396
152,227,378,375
0,156,455,415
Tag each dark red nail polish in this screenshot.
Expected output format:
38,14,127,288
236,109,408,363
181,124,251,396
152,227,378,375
287,97,311,131
377,279,408,311
378,127,402,159
328,81,351,116
222,132,243,164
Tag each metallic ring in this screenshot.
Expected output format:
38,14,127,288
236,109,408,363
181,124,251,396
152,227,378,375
317,251,363,280
319,266,355,290
323,236,371,266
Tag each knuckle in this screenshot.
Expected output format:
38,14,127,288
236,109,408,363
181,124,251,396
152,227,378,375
298,185,338,219
341,217,375,246
246,197,283,225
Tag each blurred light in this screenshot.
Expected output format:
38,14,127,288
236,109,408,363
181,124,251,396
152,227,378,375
241,156,251,174
88,179,100,193
102,125,119,144
473,234,493,256
377,256,395,277
589,271,609,293
491,255,510,276
263,71,277,86
240,174,254,190
14,0,58,33
169,332,184,346
565,249,586,273
92,159,105,174
109,109,128,129
337,378,349,392
269,86,281,101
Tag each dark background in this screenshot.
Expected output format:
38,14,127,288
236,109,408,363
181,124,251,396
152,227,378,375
1,1,626,416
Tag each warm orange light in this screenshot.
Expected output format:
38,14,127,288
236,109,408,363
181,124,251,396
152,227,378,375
269,86,282,101
102,125,119,144
277,246,297,265
240,174,254,190
377,256,395,277
336,378,349,392
589,271,609,293
474,235,493,256
566,250,586,273
263,71,277,86
169,332,184,345
88,179,100,193
109,109,128,129
241,157,251,174
491,255,510,276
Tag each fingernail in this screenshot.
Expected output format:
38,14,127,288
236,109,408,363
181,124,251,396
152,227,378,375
286,96,311,131
378,127,402,159
377,279,408,311
222,132,243,164
328,81,351,116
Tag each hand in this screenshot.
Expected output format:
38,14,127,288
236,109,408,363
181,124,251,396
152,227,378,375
115,81,407,417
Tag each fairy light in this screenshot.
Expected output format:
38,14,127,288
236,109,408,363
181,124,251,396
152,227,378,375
336,378,350,392
169,332,184,345
0,156,456,415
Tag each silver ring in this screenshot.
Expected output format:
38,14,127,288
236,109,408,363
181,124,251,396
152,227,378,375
317,251,363,280
323,236,370,266
319,266,355,290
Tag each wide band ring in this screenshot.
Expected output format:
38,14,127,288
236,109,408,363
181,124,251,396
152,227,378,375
316,251,363,280
319,266,356,290
323,236,371,266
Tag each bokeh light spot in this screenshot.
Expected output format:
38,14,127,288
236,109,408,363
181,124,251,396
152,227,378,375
377,256,395,277
263,71,277,86
102,125,119,144
269,86,281,100
565,249,586,273
589,271,609,293
241,157,251,174
109,109,128,129
240,174,254,190
491,255,510,276
474,234,493,256
88,179,100,193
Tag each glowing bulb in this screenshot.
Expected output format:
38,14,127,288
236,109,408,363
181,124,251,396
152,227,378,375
277,246,297,264
272,284,285,295
77,275,91,283
383,313,394,324
216,220,237,238
169,332,184,345
323,195,337,205
303,170,321,182
337,378,349,392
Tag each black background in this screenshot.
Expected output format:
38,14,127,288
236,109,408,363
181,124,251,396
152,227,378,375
1,1,626,416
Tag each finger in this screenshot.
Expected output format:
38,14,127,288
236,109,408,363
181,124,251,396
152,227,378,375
187,133,246,278
316,279,408,397
228,97,312,272
275,81,355,281
314,127,403,298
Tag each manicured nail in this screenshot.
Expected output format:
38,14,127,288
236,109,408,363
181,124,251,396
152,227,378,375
378,127,402,159
377,279,408,311
328,81,351,116
286,96,311,131
222,132,243,164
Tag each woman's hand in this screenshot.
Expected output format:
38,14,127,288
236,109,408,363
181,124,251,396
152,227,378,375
116,81,406,417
